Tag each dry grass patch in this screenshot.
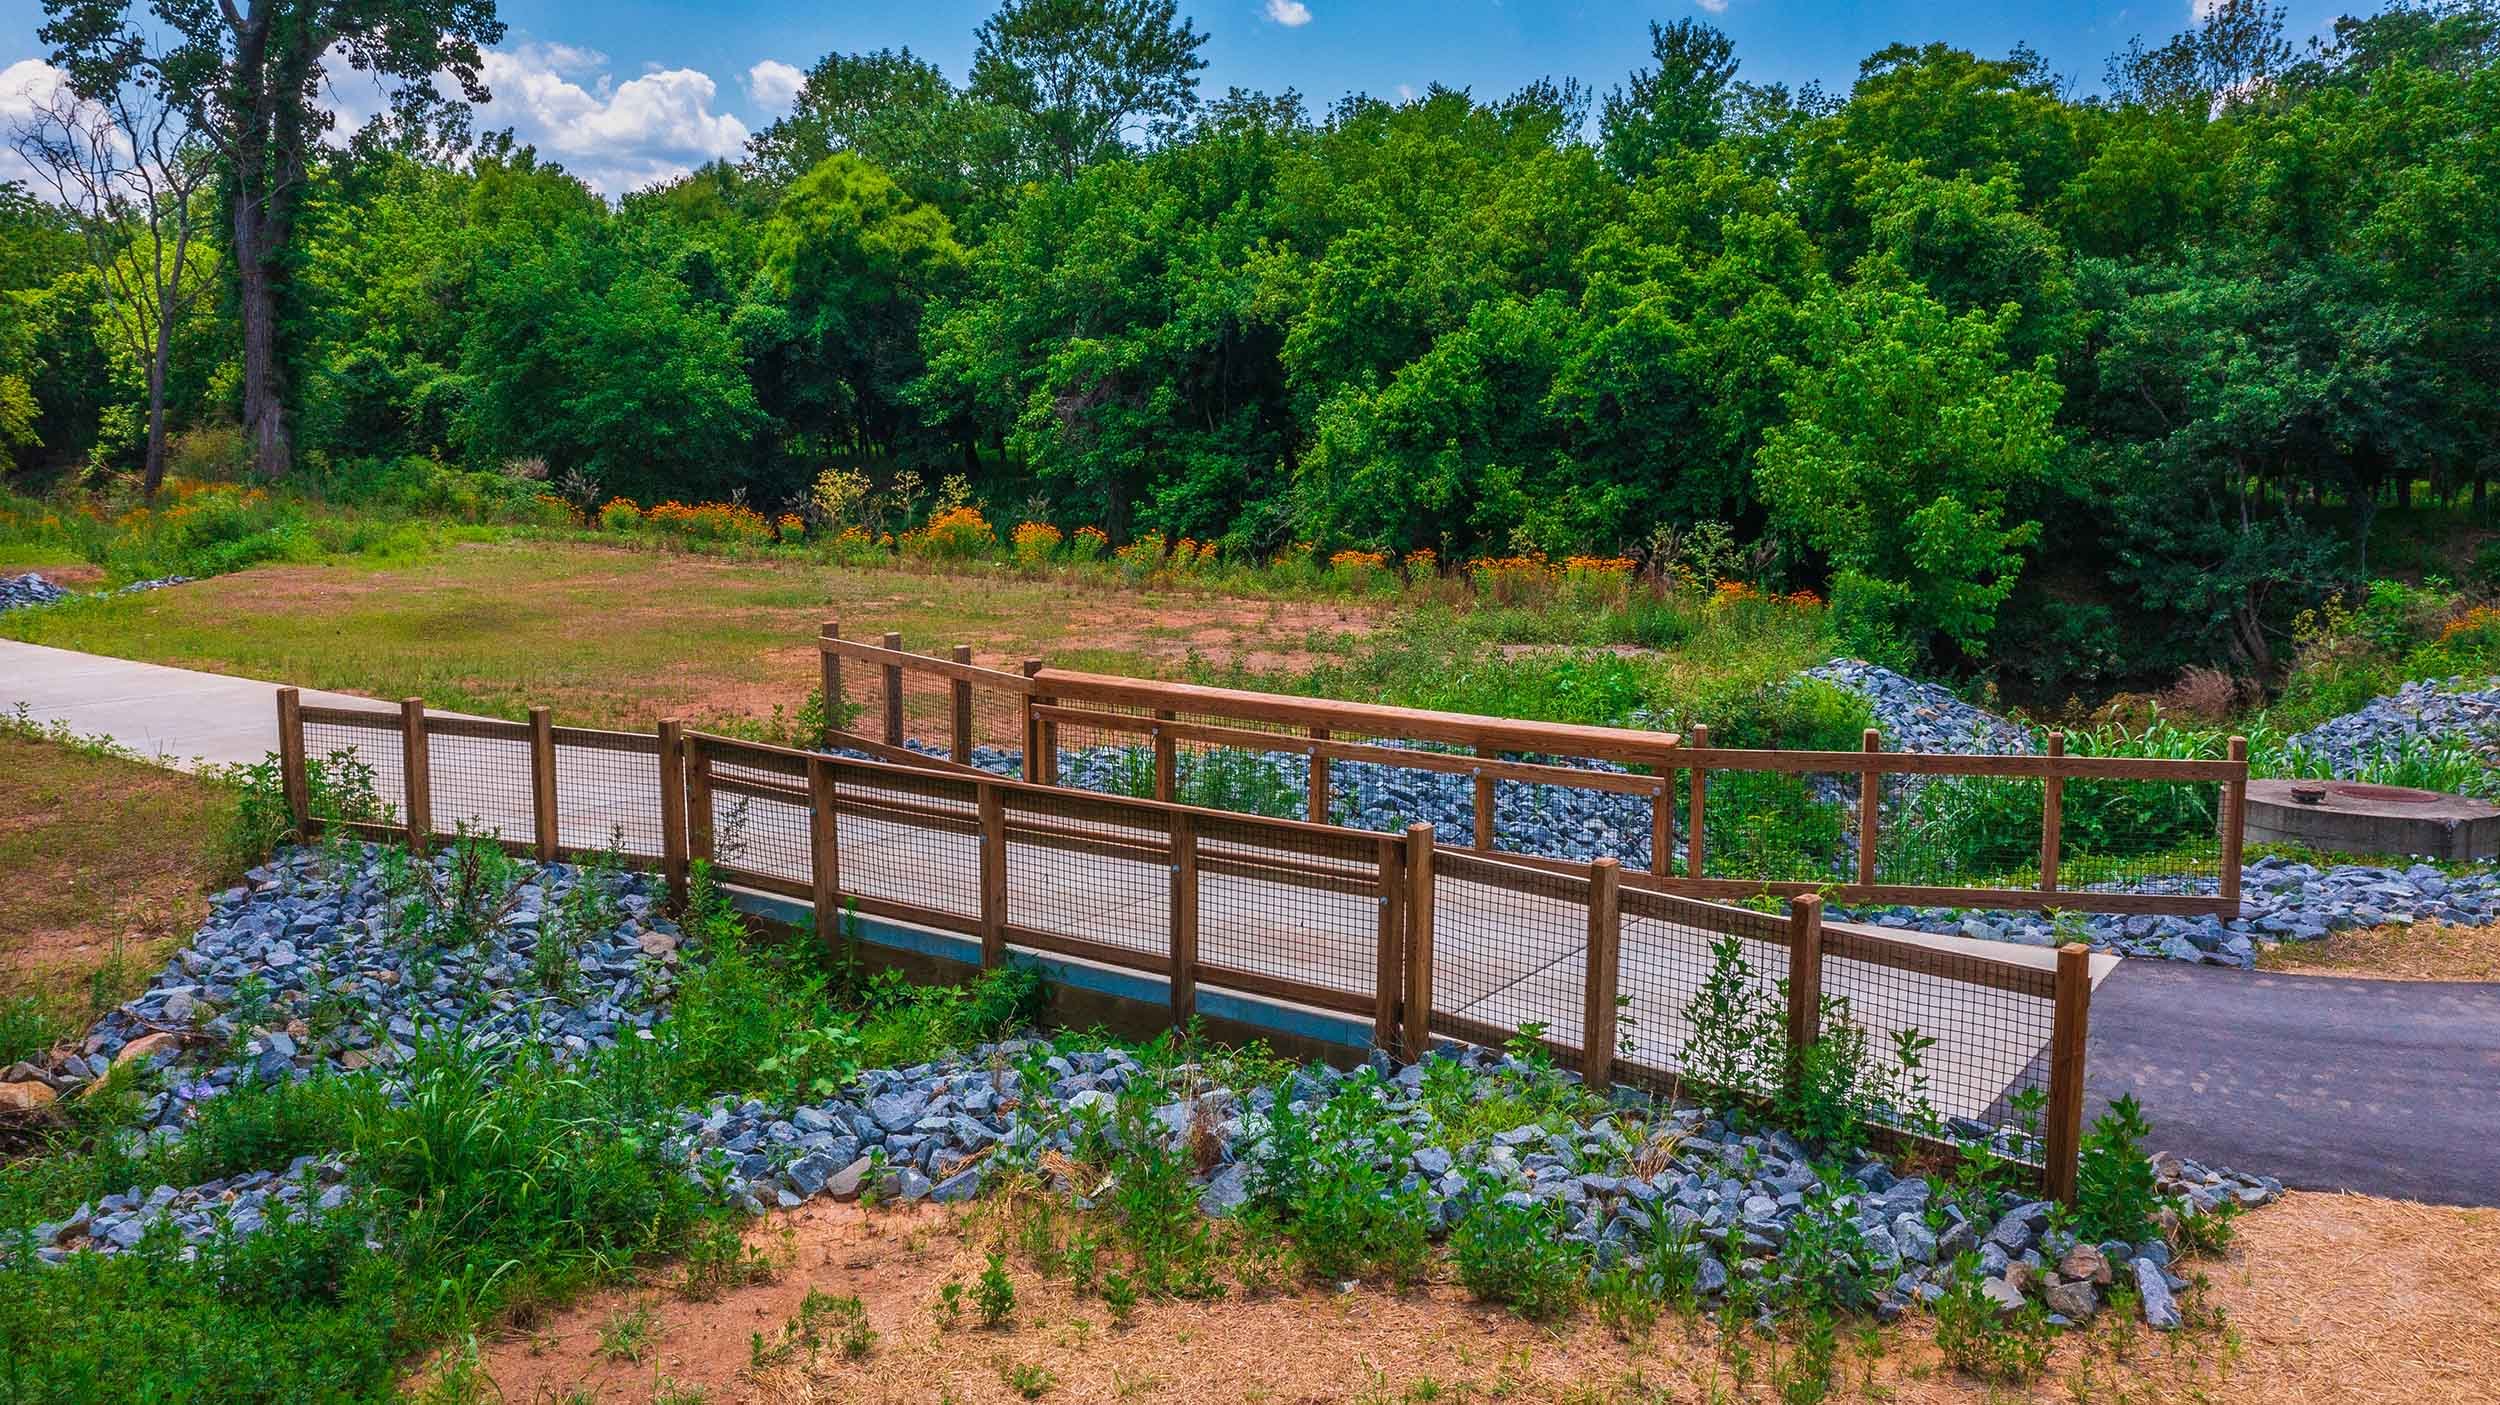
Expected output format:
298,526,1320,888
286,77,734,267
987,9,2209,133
455,1190,2498,1405
0,729,228,991
2255,922,2500,982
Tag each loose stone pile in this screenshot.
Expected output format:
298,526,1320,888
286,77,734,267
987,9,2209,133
675,1042,2277,1331
0,570,193,614
0,572,69,610
21,1157,354,1265
36,844,684,1135
1800,659,2039,756
2285,676,2500,773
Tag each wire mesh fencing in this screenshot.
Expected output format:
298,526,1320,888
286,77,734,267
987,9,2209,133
296,704,407,832
419,717,535,845
547,728,668,861
280,694,2099,1191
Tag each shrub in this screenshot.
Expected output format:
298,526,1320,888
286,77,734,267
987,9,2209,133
901,506,997,561
645,500,773,546
775,513,806,542
1932,1252,2054,1382
1450,1185,1586,1320
1560,555,1634,607
2414,603,2500,678
1469,552,1555,605
1068,525,1108,563
1325,548,1391,591
1010,521,1062,569
1112,530,1167,583
598,498,642,532
2073,1094,2162,1244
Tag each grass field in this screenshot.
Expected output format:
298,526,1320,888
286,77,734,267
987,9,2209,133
0,535,1384,732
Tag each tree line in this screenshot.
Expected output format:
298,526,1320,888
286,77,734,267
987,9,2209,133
5,0,2498,686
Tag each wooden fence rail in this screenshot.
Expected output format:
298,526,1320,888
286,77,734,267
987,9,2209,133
816,626,2249,919
275,688,2101,1201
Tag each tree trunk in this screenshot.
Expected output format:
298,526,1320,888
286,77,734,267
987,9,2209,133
232,195,291,479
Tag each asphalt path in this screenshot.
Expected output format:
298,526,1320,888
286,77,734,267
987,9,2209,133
2087,959,2500,1207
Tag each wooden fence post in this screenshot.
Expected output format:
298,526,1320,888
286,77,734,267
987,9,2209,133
1021,660,1048,784
657,719,688,906
1403,823,1435,1062
275,687,309,838
1856,728,1881,889
808,756,840,944
950,645,976,764
980,782,1006,967
1375,832,1408,1053
1784,893,1824,1067
1153,709,1177,802
819,621,842,748
1582,858,1622,1093
1649,783,1670,878
1686,724,1710,879
399,697,432,853
685,735,715,866
1170,810,1198,1028
1026,660,1060,785
2220,736,2248,910
529,706,558,861
2045,943,2093,1205
880,631,905,748
1308,726,1331,825
2040,731,2065,895
1472,746,1495,853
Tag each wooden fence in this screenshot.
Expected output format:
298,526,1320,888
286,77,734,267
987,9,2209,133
280,688,2105,1201
817,624,2249,919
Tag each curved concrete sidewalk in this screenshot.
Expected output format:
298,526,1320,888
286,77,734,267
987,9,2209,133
2,639,405,770
2088,960,2500,1207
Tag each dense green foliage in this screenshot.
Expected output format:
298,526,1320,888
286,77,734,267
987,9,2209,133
10,0,2500,687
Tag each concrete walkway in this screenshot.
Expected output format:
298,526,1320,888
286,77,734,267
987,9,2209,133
2088,960,2500,1207
2,639,385,770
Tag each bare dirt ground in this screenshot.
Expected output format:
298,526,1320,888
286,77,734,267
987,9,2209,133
2256,921,2500,983
0,561,106,589
460,1191,2499,1405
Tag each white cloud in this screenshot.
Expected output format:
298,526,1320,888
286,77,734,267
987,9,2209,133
745,59,805,110
1693,0,1729,13
1264,0,1313,27
1395,82,1417,102
468,46,750,197
0,59,76,191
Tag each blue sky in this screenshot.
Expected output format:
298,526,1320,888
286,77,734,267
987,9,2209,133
3,1,2364,196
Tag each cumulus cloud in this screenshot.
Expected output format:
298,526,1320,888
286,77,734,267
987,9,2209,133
746,59,805,110
467,45,750,196
0,59,76,190
1264,0,1313,27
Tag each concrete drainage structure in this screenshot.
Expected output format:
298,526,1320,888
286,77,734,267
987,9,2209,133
2243,778,2500,862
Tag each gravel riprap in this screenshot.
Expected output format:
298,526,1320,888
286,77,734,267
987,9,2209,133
2285,676,2500,773
0,572,69,610
10,863,2279,1332
0,570,193,613
20,1157,356,1265
676,1041,2277,1330
62,843,684,1135
1800,658,2039,756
